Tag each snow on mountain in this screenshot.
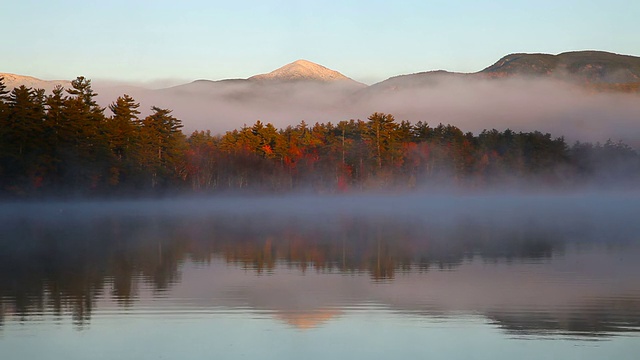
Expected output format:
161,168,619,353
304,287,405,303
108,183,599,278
249,59,361,84
0,73,71,93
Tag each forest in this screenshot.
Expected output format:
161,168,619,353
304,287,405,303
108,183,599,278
1,76,639,197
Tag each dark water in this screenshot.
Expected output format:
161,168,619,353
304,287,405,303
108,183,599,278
1,194,639,359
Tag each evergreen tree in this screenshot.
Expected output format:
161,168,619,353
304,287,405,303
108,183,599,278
139,106,186,189
106,94,142,186
0,77,8,187
0,76,9,121
0,86,47,192
42,86,68,186
363,112,399,170
60,76,110,191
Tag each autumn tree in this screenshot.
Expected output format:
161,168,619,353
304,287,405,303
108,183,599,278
186,130,218,190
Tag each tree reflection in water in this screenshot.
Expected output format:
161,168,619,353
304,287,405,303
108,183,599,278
0,199,638,336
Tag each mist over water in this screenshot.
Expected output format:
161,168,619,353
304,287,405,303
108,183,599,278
1,193,640,359
4,191,640,227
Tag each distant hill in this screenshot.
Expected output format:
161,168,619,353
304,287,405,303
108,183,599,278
357,70,462,97
0,73,71,93
480,51,640,84
360,51,640,96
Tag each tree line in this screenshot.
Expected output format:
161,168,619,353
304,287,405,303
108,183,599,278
1,76,638,197
0,76,185,196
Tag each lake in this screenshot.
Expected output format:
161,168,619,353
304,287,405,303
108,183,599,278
1,194,639,359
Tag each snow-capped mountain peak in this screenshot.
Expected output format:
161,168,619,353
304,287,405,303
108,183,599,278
249,60,353,82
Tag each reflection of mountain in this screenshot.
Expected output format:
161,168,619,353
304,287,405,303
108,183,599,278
1,196,639,336
275,310,342,330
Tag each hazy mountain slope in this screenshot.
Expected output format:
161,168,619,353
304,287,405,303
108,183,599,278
0,73,71,93
161,78,255,102
160,59,365,103
362,51,640,96
479,53,560,77
148,60,367,132
356,70,463,97
480,51,640,83
349,51,640,148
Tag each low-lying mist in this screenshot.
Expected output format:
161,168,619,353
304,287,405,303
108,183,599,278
94,76,640,146
357,77,640,146
3,192,640,235
3,192,639,336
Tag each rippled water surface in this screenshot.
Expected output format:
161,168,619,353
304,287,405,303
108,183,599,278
1,194,639,359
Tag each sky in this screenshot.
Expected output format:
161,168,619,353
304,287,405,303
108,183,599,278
3,0,640,85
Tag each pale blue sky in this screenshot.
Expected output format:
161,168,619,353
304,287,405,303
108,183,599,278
3,0,639,84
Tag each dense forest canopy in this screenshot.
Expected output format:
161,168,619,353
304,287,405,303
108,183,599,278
0,76,638,197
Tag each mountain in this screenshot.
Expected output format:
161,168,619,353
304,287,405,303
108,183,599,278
151,60,367,132
357,70,462,96
360,51,640,96
163,59,365,99
5,51,639,98
0,73,71,93
249,59,364,86
3,51,640,142
480,51,640,84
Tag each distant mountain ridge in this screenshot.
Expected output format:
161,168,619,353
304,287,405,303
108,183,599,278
3,51,640,94
364,51,640,94
481,51,640,83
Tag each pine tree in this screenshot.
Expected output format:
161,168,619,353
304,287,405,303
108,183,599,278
0,77,8,189
139,106,186,189
0,86,47,192
364,112,399,170
106,94,142,186
61,76,109,191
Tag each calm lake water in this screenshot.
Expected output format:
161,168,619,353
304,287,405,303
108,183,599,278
1,194,639,359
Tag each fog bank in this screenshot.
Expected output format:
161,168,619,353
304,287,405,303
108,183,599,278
94,77,640,146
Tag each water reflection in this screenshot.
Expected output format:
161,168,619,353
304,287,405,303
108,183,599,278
0,195,639,339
